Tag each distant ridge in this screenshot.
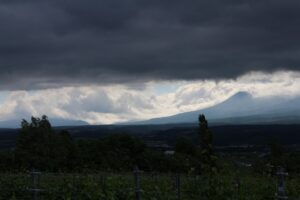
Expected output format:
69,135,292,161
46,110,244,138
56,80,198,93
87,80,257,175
128,91,300,125
0,118,89,129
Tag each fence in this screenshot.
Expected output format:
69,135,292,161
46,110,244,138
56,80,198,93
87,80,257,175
0,167,298,200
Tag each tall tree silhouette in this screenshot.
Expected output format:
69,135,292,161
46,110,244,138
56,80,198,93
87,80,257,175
199,114,216,173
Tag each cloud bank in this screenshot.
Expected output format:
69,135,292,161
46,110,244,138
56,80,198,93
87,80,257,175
0,71,299,124
0,1,300,89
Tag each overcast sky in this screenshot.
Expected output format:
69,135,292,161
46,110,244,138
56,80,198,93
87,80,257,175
0,1,300,123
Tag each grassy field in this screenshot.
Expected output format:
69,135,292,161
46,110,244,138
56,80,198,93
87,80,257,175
0,171,299,200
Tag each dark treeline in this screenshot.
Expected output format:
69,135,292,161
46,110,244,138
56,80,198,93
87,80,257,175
0,115,300,174
0,115,203,173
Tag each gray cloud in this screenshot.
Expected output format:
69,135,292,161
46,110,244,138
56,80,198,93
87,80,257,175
1,0,300,89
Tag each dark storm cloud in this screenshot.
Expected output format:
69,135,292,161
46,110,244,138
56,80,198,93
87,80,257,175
1,0,300,89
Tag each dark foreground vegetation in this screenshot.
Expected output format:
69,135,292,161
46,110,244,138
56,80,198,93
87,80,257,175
0,115,300,199
0,171,299,200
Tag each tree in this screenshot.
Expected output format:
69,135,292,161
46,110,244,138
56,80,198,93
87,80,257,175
51,130,77,171
175,137,196,156
199,114,222,199
199,114,216,173
268,138,285,171
103,134,146,170
75,133,147,171
15,115,54,170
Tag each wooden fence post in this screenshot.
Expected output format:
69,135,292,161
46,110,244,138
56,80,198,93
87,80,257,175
175,173,181,199
29,169,42,200
275,167,288,200
234,176,241,198
133,166,141,200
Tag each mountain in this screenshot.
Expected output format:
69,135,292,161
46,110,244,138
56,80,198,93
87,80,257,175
132,92,300,125
0,118,89,129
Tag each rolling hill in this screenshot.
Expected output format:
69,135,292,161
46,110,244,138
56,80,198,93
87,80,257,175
131,92,300,125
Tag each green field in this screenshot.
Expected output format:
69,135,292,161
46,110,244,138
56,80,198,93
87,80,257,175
0,171,299,200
